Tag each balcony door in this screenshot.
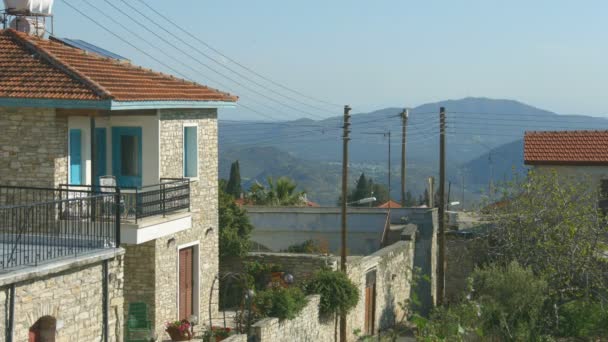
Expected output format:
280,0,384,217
112,127,142,188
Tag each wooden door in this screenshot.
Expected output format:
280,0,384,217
179,247,194,320
364,270,377,335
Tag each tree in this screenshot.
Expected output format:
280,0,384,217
219,182,254,258
404,190,416,206
248,176,306,206
226,160,242,198
481,170,608,326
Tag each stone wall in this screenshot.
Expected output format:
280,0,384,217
0,107,67,188
220,252,337,286
251,295,334,342
152,109,219,338
345,241,414,339
122,242,156,332
0,254,124,342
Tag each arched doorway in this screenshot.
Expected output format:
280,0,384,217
29,316,56,342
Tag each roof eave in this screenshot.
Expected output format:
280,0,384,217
110,100,237,110
526,160,608,166
0,98,237,110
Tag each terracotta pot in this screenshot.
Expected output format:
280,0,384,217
166,327,192,341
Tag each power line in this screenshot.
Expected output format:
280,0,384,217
133,0,343,109
111,0,332,119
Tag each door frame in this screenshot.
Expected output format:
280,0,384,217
176,241,200,321
111,126,143,188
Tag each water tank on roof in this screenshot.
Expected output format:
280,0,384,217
9,16,45,36
3,0,54,15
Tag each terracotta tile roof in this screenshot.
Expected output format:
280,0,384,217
377,200,402,208
0,29,237,103
524,130,608,165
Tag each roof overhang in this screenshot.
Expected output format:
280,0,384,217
525,160,608,166
0,98,237,110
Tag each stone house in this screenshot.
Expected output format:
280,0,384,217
524,130,608,196
0,28,236,340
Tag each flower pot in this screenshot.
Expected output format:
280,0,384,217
166,327,192,341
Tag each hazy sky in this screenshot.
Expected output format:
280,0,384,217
26,1,608,119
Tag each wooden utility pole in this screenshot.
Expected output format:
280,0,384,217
438,107,447,305
340,105,351,342
387,130,391,204
400,109,409,206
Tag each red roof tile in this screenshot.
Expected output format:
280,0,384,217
377,200,402,208
0,29,237,103
524,130,608,165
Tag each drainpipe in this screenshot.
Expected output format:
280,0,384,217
7,284,15,342
102,260,109,342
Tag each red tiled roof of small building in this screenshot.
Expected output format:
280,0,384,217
524,130,608,165
0,29,237,103
377,200,402,208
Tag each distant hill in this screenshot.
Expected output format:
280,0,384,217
220,98,608,206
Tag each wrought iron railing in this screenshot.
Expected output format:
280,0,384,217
0,185,120,272
59,178,190,223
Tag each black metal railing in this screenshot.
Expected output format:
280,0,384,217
0,185,120,272
59,178,190,223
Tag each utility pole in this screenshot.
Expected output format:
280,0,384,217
438,107,447,305
387,130,391,205
340,104,351,342
400,109,409,206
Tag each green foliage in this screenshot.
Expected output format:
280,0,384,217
303,269,359,316
557,299,608,338
218,183,254,258
254,287,308,320
417,262,550,341
248,176,307,206
226,160,242,198
404,190,416,207
345,173,389,206
485,170,608,302
281,239,327,254
243,261,281,290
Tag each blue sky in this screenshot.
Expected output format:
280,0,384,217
21,1,608,119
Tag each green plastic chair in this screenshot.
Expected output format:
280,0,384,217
126,302,153,342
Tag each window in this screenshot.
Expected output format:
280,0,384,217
121,135,140,177
69,129,82,185
184,125,198,178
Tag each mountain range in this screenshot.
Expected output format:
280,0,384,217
219,97,608,206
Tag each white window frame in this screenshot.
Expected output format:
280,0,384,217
176,240,200,321
183,123,199,180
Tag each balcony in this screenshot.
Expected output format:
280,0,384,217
60,178,192,245
0,186,120,274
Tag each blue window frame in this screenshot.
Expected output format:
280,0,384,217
184,125,198,178
69,129,82,185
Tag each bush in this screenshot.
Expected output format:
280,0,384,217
282,239,328,254
558,299,608,338
303,269,359,316
417,262,550,341
254,287,308,320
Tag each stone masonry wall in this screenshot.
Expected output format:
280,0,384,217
154,109,219,338
346,241,414,339
0,107,67,188
236,241,415,341
251,295,334,342
220,252,337,286
0,255,124,342
122,242,156,335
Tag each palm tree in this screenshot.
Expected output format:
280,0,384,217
248,176,306,206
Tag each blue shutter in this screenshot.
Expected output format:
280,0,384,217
184,126,198,178
69,129,82,184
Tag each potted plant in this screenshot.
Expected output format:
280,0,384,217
165,320,192,341
203,326,232,342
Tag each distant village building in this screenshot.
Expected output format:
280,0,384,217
0,26,236,341
524,130,608,195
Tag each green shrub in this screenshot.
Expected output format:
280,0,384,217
558,299,608,338
254,287,308,320
303,269,359,316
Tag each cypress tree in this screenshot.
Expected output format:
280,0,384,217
226,160,242,198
